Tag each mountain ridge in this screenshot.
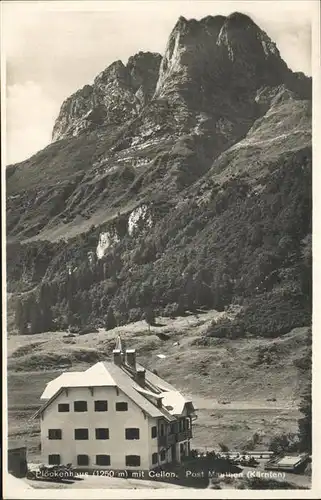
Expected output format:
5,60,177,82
6,12,311,338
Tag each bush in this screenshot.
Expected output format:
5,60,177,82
268,433,299,454
163,302,184,318
235,290,311,338
205,316,244,339
128,308,143,323
218,443,229,452
78,325,99,335
242,432,261,451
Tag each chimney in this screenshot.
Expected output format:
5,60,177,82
113,349,122,366
125,349,136,370
136,368,146,386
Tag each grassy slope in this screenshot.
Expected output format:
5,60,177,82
7,312,308,458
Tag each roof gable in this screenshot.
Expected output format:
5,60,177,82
34,355,193,421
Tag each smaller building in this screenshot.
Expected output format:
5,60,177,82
8,441,28,478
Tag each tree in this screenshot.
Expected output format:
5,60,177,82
29,300,43,334
218,443,229,453
15,299,28,335
144,306,156,331
268,433,299,454
298,386,312,453
105,306,116,331
38,282,54,331
297,328,312,453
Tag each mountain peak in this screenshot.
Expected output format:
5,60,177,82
217,11,281,61
52,51,162,141
226,11,256,24
154,11,289,102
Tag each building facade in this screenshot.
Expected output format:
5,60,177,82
34,338,197,471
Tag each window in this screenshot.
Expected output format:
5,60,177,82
74,401,87,412
125,428,140,440
74,428,89,440
152,453,158,465
96,455,111,466
48,429,62,440
160,424,165,436
160,450,166,461
95,428,109,440
151,426,157,438
77,455,89,466
116,402,128,411
125,455,140,467
58,403,69,412
48,454,60,465
94,400,108,412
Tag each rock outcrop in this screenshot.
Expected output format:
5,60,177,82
52,52,162,141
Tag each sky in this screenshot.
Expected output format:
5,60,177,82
1,0,316,165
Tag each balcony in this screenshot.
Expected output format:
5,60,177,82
177,429,192,442
167,434,177,446
158,429,192,447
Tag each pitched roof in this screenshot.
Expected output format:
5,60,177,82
159,390,189,415
8,440,27,450
139,364,192,396
101,362,175,421
34,357,193,421
40,372,85,399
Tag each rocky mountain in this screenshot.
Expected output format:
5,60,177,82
6,12,312,337
52,52,162,141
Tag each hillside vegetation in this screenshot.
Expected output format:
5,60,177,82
6,13,311,376
7,314,310,457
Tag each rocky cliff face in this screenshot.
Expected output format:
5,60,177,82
7,12,311,336
50,12,310,181
52,52,162,141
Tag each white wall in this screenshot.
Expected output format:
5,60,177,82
41,386,150,470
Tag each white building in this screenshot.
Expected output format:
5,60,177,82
33,337,197,471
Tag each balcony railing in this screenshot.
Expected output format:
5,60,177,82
177,429,192,442
167,434,177,446
158,429,192,447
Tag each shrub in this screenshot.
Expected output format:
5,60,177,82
163,302,184,318
235,290,311,338
143,306,156,327
128,308,143,323
268,433,299,454
205,316,244,339
242,432,261,451
218,443,229,452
